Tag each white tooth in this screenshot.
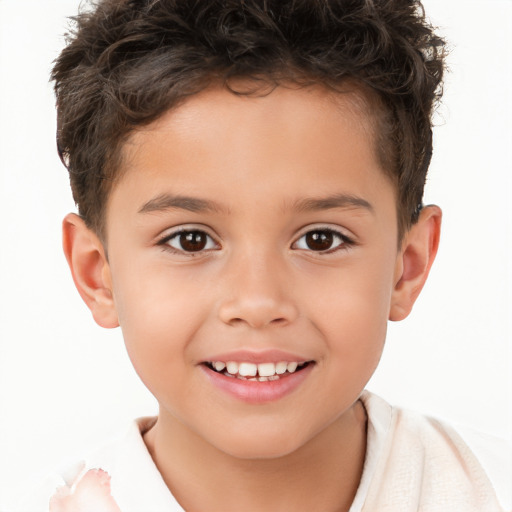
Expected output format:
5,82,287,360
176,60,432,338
275,362,287,374
287,362,298,373
237,375,247,380
258,376,269,382
268,375,280,381
226,361,239,375
224,372,235,378
213,361,226,372
248,377,259,381
258,362,276,377
239,362,257,377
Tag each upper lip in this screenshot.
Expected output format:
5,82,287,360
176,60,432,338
202,349,311,364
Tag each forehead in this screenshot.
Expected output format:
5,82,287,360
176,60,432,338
121,82,379,172
147,81,376,138
109,83,395,224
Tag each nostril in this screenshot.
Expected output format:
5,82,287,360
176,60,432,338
227,316,288,328
269,317,287,325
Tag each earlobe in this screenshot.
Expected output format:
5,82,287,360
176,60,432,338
389,206,442,321
62,213,119,328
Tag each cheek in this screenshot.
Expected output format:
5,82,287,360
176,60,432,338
112,255,199,325
301,251,396,363
110,262,205,379
324,291,387,378
307,256,394,323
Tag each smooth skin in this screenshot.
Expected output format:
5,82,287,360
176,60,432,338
63,84,441,512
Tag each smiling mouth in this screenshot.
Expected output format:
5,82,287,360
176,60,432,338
204,360,313,381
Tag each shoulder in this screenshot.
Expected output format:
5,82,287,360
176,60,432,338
15,417,182,512
357,391,511,512
454,423,512,511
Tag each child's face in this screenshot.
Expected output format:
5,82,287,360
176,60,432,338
103,85,403,457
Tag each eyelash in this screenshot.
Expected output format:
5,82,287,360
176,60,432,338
157,227,354,256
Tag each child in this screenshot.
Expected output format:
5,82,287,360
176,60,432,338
18,0,510,510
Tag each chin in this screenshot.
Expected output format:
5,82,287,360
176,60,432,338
208,425,310,460
222,441,301,460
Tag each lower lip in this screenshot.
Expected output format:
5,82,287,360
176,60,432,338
201,364,314,404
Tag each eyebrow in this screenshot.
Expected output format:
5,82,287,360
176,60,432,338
138,193,228,214
293,193,374,213
138,192,373,216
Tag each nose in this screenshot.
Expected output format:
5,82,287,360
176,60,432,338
217,253,299,329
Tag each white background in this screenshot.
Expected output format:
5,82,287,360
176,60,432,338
0,0,511,508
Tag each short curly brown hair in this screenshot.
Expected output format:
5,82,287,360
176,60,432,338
52,0,446,240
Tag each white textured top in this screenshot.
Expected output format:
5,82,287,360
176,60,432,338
17,391,511,511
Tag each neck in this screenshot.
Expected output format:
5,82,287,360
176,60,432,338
144,400,367,512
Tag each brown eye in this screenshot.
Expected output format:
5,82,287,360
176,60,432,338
305,231,334,251
165,230,217,253
293,229,348,252
180,232,207,251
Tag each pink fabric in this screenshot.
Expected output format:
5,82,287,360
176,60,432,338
49,467,121,512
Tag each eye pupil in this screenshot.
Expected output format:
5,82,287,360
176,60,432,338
306,231,334,251
180,231,207,251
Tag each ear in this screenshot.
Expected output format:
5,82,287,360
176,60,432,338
62,213,119,328
389,205,442,321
